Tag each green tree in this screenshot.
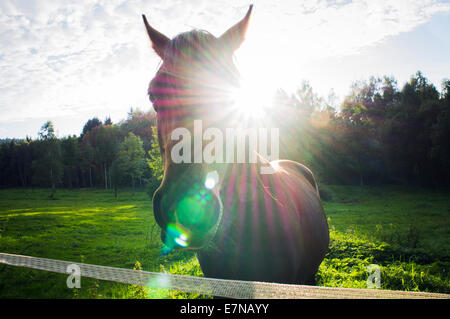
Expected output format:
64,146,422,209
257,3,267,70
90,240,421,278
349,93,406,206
110,158,125,198
114,132,146,195
95,125,120,189
119,108,157,152
104,116,113,125
33,121,63,198
146,126,164,197
430,79,450,185
12,140,33,187
147,126,163,181
80,138,96,187
38,121,56,140
61,136,81,188
81,117,102,137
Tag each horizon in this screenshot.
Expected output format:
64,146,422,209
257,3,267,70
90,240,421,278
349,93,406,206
1,0,449,139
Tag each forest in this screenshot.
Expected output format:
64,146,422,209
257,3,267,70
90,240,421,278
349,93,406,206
0,71,449,194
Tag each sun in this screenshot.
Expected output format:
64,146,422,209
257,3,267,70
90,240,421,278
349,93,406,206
229,67,276,125
227,35,284,126
231,82,263,118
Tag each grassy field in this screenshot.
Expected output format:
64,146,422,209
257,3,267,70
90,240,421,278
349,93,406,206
0,186,448,298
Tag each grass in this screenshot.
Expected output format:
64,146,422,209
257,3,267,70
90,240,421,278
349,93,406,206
317,185,449,293
0,185,448,298
0,188,199,298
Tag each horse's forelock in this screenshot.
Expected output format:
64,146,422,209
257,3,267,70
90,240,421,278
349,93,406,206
164,30,218,64
149,29,239,124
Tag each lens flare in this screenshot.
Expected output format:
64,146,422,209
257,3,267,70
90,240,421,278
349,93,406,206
229,78,274,124
161,182,220,255
165,223,191,249
204,171,219,190
177,195,209,225
175,233,189,247
148,272,171,289
146,273,172,298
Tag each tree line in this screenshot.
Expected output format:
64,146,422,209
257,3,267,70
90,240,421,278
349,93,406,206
0,71,449,195
274,71,450,188
0,108,160,197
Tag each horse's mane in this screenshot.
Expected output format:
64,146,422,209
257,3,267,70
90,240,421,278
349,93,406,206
163,30,218,65
152,29,241,121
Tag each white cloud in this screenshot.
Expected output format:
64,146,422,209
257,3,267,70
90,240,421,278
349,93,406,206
0,0,158,124
241,0,450,60
0,0,449,137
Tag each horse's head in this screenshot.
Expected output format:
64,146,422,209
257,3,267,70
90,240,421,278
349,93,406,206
143,6,253,252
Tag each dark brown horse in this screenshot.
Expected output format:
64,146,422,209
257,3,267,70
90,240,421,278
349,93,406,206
143,5,329,284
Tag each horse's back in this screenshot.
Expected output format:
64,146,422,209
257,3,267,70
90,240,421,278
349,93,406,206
272,160,329,283
198,160,329,284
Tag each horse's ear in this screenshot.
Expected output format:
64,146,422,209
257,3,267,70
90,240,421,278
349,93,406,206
219,5,253,51
142,14,170,59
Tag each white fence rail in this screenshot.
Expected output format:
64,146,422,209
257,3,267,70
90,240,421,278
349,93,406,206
1,252,448,299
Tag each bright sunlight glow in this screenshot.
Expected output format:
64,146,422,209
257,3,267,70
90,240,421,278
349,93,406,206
228,36,291,125
230,73,275,124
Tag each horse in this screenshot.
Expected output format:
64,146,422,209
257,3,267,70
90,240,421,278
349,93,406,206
143,5,329,285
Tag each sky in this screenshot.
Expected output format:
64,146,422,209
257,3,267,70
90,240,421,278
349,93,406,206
0,0,449,139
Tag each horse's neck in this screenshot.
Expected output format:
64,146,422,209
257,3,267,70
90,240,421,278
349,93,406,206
219,162,261,207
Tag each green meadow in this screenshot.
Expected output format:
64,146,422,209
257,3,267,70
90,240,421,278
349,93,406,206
0,186,448,298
